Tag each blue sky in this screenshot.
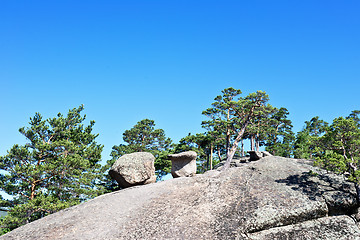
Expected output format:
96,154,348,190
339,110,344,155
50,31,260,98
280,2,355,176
1,0,359,163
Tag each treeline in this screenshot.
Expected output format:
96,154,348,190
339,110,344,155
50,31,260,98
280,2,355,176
0,88,359,234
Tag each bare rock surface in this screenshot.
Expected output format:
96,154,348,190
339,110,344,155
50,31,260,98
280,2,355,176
2,156,360,240
248,215,359,239
248,151,272,161
109,152,156,188
168,151,197,178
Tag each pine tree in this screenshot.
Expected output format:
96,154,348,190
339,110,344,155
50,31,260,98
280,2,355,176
0,106,103,234
293,117,328,159
265,107,295,157
174,133,217,173
104,119,173,191
315,116,360,203
202,88,270,170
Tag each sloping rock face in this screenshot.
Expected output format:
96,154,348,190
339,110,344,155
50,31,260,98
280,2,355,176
109,152,156,188
3,156,360,240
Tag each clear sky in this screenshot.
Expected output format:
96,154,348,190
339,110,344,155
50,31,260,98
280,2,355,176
1,0,359,163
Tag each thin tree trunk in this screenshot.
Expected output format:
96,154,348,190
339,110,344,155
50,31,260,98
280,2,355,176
210,144,213,170
222,123,249,171
206,153,209,171
226,109,231,157
217,146,222,162
30,182,36,200
251,135,255,151
222,105,256,171
241,139,244,157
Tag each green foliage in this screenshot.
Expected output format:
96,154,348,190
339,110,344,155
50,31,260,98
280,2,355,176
314,112,360,202
174,133,219,173
293,116,328,159
202,88,271,169
104,119,173,190
264,107,295,157
202,87,242,159
0,106,103,233
245,103,277,151
315,117,360,174
348,110,360,127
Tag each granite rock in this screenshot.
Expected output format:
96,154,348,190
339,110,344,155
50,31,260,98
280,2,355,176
109,152,156,188
2,156,360,240
168,151,197,178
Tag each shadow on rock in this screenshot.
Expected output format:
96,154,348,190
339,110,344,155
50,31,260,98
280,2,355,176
275,171,358,216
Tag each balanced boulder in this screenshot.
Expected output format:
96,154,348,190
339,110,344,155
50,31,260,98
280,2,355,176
109,152,156,188
168,151,197,178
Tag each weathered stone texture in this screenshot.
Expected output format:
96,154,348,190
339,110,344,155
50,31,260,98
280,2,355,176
2,156,360,240
168,151,197,178
248,215,360,240
109,152,156,188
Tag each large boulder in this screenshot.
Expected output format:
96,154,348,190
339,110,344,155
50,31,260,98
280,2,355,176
2,156,360,239
168,151,197,178
109,152,156,188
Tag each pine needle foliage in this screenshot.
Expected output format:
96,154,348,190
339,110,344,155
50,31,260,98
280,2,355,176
0,106,104,234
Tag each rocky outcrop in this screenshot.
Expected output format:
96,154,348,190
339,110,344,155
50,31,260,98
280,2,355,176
248,215,359,239
168,151,197,178
248,151,272,161
214,156,249,169
2,156,360,240
109,152,156,188
215,151,273,169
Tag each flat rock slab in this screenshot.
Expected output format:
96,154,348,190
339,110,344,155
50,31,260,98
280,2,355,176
2,157,360,240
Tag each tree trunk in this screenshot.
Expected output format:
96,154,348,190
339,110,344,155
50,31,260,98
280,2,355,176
226,109,231,158
30,182,36,200
210,144,213,170
226,133,230,157
206,153,209,171
217,146,222,162
222,123,249,171
241,139,244,157
255,131,260,151
251,135,255,151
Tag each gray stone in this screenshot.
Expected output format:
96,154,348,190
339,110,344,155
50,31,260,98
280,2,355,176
168,151,197,178
239,156,249,163
248,151,263,161
262,151,272,157
2,156,360,240
248,151,272,161
248,215,360,240
214,156,250,169
109,152,156,188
